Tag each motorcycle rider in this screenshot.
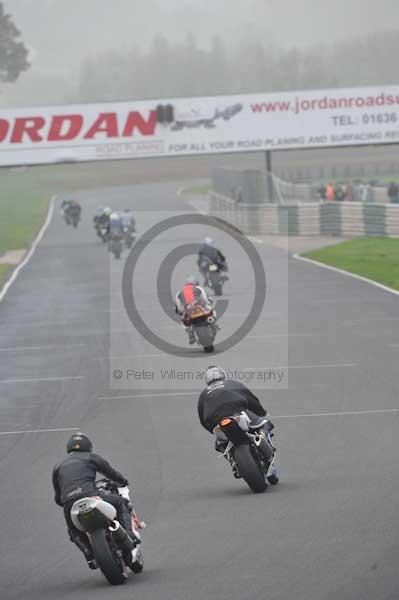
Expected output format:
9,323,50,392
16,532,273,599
94,207,112,241
175,276,215,345
197,238,228,285
108,211,125,240
52,433,141,570
120,209,136,233
198,366,274,459
61,198,81,224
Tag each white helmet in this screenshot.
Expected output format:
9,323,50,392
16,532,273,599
203,237,213,246
186,275,199,286
205,365,226,386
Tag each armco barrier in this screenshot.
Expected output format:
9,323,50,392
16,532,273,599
209,193,399,237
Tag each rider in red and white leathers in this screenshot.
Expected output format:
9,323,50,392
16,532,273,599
175,276,215,344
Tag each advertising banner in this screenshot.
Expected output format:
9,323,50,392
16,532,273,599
1,85,399,165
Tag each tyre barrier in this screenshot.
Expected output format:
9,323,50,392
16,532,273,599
209,193,399,237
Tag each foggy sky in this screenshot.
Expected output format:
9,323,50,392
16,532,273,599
2,0,399,107
7,0,399,75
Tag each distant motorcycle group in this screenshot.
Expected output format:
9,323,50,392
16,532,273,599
174,237,228,353
93,207,136,259
60,201,136,259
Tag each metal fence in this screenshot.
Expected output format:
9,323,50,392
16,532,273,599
212,167,394,205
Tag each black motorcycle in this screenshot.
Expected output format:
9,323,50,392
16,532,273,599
109,233,123,259
123,227,135,249
213,412,279,493
94,216,109,243
70,479,144,585
62,206,81,228
199,257,228,296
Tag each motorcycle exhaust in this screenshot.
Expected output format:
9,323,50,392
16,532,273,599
207,316,215,324
109,521,134,551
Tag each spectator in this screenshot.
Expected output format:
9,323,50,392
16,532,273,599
326,182,335,201
387,181,399,204
335,184,345,201
318,184,327,200
345,182,354,202
359,182,370,203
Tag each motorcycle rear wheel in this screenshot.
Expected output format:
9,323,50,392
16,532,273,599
90,529,127,586
234,444,267,493
209,273,223,296
195,325,215,352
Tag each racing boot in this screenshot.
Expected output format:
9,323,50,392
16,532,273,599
185,326,196,345
70,531,98,569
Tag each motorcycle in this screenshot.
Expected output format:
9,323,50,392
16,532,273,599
109,233,123,259
199,257,228,296
213,412,279,493
186,303,218,353
70,479,144,586
123,227,135,249
61,207,81,228
99,226,109,243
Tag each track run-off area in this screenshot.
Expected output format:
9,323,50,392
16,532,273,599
1,180,399,600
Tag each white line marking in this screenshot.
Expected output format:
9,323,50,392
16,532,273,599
344,317,399,324
310,298,391,304
108,354,167,359
293,253,399,298
0,344,86,353
246,333,316,339
98,391,196,400
0,195,56,303
0,319,96,328
273,408,399,419
248,237,266,244
242,363,357,370
0,427,79,436
0,376,85,384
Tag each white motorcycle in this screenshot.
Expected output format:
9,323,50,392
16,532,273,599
70,479,144,585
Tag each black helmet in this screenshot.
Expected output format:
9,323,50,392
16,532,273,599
66,432,92,453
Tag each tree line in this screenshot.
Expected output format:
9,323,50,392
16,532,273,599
1,0,398,106
77,30,399,103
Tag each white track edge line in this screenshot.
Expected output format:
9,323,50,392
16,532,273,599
293,253,399,298
273,408,399,418
0,194,56,303
0,427,79,436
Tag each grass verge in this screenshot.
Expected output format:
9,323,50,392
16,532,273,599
179,183,212,195
303,237,399,291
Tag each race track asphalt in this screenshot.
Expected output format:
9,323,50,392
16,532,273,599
0,181,399,600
